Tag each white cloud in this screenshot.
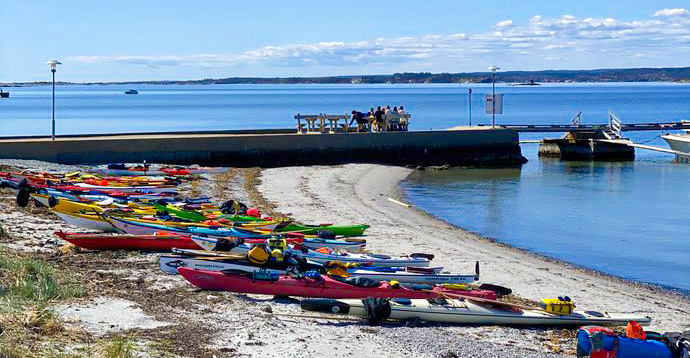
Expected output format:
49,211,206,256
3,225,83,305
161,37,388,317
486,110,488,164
496,20,513,28
70,8,690,71
653,8,689,17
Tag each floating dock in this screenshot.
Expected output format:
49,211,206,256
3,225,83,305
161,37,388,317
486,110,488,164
0,128,527,167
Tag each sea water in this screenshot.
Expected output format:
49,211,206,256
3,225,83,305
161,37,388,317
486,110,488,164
1,83,689,291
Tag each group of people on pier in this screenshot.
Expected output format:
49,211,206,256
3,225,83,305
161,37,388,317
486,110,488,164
351,105,409,132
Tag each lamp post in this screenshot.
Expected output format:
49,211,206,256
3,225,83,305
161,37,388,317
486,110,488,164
468,88,472,126
488,65,499,128
46,59,62,141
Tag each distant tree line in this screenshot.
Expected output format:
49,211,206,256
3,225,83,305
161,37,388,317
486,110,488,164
3,67,690,86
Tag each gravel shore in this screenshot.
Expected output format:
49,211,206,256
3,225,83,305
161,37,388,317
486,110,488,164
2,160,688,357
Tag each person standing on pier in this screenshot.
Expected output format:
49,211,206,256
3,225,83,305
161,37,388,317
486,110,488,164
374,106,384,132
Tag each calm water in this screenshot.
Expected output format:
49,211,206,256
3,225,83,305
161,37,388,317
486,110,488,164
1,83,689,291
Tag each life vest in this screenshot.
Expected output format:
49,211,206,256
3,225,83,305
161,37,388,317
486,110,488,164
247,246,271,265
626,320,646,340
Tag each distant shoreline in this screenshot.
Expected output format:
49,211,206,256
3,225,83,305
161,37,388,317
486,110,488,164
3,66,690,87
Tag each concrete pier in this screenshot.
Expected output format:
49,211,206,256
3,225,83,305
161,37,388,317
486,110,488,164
0,128,527,167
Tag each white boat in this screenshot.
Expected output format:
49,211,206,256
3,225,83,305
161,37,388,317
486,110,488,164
662,131,690,162
301,298,652,326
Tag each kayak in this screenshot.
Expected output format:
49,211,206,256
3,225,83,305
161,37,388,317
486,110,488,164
159,254,318,274
56,232,305,252
151,202,264,223
73,182,177,194
161,167,227,176
174,244,431,268
347,266,477,284
55,231,202,251
177,268,497,300
106,216,282,236
52,210,117,232
90,167,166,176
190,234,366,253
275,223,370,237
160,254,474,284
300,298,653,326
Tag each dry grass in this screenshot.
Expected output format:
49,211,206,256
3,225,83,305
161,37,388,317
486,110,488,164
0,245,88,357
213,168,238,200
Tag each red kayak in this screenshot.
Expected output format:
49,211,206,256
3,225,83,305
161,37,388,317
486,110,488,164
55,232,304,251
55,232,202,251
178,268,497,300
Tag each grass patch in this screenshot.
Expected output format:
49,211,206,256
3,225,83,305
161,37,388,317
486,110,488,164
96,336,136,358
0,247,85,304
0,245,87,357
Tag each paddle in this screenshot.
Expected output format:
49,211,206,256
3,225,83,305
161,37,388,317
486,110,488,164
422,289,549,313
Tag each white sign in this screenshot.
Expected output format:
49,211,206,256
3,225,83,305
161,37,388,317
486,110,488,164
485,94,503,114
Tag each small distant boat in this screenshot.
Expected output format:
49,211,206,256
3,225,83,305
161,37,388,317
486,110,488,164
512,80,541,86
0,88,9,98
124,89,138,94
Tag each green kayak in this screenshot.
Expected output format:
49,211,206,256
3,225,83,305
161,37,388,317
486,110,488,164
152,203,262,223
275,223,370,237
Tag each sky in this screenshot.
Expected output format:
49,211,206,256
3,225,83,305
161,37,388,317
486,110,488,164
1,0,690,82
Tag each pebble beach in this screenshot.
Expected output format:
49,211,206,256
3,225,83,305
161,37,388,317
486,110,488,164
1,160,689,357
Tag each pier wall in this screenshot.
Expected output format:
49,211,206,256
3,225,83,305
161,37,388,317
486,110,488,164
0,129,526,167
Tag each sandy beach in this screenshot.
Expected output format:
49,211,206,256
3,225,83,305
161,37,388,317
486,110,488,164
1,161,689,358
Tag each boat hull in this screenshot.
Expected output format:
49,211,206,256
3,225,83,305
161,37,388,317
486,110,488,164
304,299,652,326
55,232,201,251
53,211,116,232
662,134,690,163
161,255,471,283
177,268,496,299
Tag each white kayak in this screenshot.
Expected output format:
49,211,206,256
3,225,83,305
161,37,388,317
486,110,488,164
178,241,432,268
159,254,473,284
190,234,366,253
301,298,653,326
52,210,117,232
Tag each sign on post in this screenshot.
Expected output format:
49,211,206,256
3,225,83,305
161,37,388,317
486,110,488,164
485,94,503,114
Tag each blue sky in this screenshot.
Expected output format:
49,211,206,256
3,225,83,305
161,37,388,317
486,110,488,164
2,0,690,82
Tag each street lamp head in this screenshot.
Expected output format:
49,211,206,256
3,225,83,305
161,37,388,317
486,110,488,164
46,59,62,71
488,66,500,73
